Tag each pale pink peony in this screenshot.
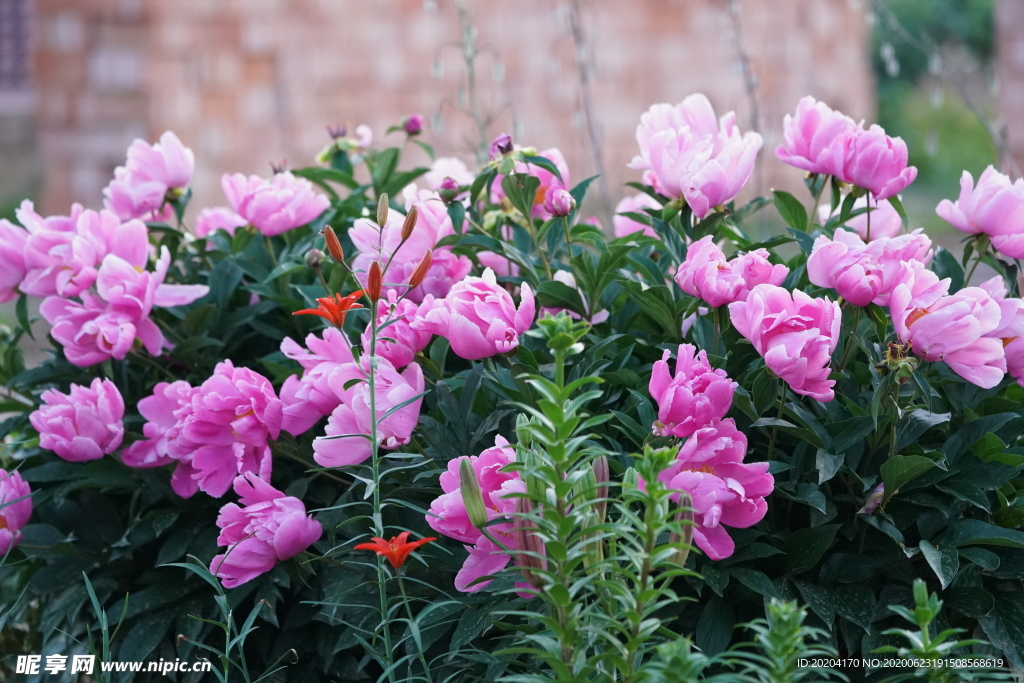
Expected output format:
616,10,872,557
418,268,536,360
839,125,917,200
0,469,33,555
613,193,661,239
644,418,773,560
936,166,1024,260
775,96,859,177
675,236,788,308
312,358,425,468
424,156,475,191
211,473,322,588
649,344,737,438
30,378,124,462
729,285,841,402
195,207,248,238
818,195,904,241
102,131,193,221
426,436,525,592
222,171,330,237
0,220,28,302
979,277,1024,386
279,327,355,437
103,166,172,222
361,290,439,369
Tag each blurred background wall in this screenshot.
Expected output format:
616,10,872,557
0,0,1014,231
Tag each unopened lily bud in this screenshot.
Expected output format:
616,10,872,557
408,249,433,290
377,193,389,227
459,458,489,530
544,187,576,218
305,248,324,268
669,493,694,568
367,261,383,302
438,177,460,204
401,206,418,241
592,455,609,523
323,225,344,263
513,496,545,589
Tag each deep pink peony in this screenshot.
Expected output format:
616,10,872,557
807,228,932,307
0,469,33,555
194,207,248,238
645,418,773,560
221,171,330,237
0,220,28,302
360,290,439,369
729,284,841,401
980,277,1024,387
211,473,322,588
818,195,904,241
120,380,195,469
889,263,1005,388
491,148,571,220
30,378,124,462
613,193,661,239
426,436,524,592
418,268,536,360
775,96,859,177
312,358,425,468
279,327,355,437
936,166,1024,260
675,236,788,308
840,125,917,200
650,344,737,438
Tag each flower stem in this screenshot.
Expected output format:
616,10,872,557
807,180,825,232
964,235,991,285
766,386,786,462
838,306,862,371
526,218,553,281
396,571,434,683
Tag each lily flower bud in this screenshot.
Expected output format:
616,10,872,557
408,249,433,290
377,193,389,227
459,458,489,530
401,206,418,241
592,455,609,524
513,496,545,589
323,225,344,263
367,261,383,302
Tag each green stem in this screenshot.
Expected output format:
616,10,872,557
524,218,553,281
865,196,872,241
711,307,720,356
264,236,279,270
964,235,990,285
889,392,900,460
807,181,825,232
396,571,434,683
766,386,786,462
838,306,862,371
554,348,566,389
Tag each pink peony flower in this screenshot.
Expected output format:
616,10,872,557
211,473,322,588
279,327,355,437
221,171,330,237
650,344,737,438
426,436,524,591
30,378,124,462
675,236,788,308
613,193,661,239
632,95,762,218
807,228,932,307
418,268,536,360
360,290,439,369
491,148,571,220
103,166,172,222
980,277,1024,386
424,156,475,191
312,358,424,468
839,125,917,200
488,133,514,160
0,469,32,555
194,207,248,238
120,380,195,469
889,263,1005,388
818,194,904,241
0,220,28,302
349,187,472,303
476,250,519,278
775,96,859,177
729,285,841,401
644,418,773,560
936,166,1024,259
15,200,83,234
125,131,195,190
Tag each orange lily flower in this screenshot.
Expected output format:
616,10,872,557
354,532,435,569
293,291,365,327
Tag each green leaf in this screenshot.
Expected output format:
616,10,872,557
794,580,835,628
942,413,1018,463
521,154,563,182
371,148,400,194
292,166,359,190
702,563,729,596
501,173,542,222
447,201,466,235
832,584,875,632
971,432,1008,461
895,410,950,452
535,280,588,318
830,416,876,454
942,519,1024,549
695,596,734,656
15,294,32,339
887,194,909,227
932,247,965,293
773,190,808,231
785,524,841,574
960,547,1000,570
937,480,991,512
750,368,778,417
728,568,780,599
450,606,492,651
816,449,844,484
945,587,995,618
880,455,936,503
920,539,959,589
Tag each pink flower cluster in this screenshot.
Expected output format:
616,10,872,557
0,469,32,556
807,228,933,307
645,419,773,560
211,474,322,588
775,96,917,201
675,236,789,308
103,131,194,222
350,185,472,303
729,285,841,402
222,171,330,237
122,361,283,498
936,166,1024,260
426,436,526,592
360,291,440,369
630,94,763,218
31,378,125,462
649,344,737,438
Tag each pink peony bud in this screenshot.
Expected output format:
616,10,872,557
729,284,841,402
649,344,737,438
30,378,125,462
221,171,330,237
425,157,475,191
489,133,514,160
0,469,33,555
403,114,424,136
775,96,859,177
211,473,322,588
438,177,461,204
490,147,572,220
936,166,1024,259
839,125,917,200
675,236,788,308
543,186,576,217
